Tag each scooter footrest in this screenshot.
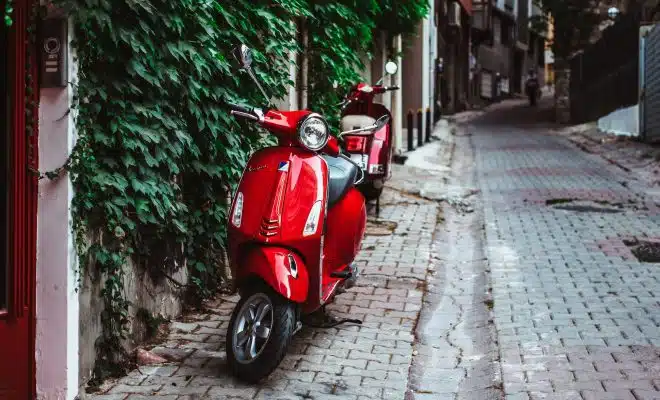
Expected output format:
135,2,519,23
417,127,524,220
330,270,352,279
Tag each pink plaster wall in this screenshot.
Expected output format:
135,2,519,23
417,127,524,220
36,86,78,398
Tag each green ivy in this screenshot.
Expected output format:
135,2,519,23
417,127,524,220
50,0,428,382
3,0,12,26
305,0,430,128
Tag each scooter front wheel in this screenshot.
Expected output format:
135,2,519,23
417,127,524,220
226,284,296,383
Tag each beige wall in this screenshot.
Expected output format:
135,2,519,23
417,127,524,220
402,23,425,116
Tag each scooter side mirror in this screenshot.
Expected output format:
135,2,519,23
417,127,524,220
374,115,390,131
385,61,398,75
232,44,253,70
231,43,272,107
338,115,389,137
339,125,377,137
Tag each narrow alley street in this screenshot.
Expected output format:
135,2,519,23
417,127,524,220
89,100,660,400
472,101,660,400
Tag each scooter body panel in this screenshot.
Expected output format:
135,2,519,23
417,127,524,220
319,187,367,304
228,146,328,307
234,246,309,303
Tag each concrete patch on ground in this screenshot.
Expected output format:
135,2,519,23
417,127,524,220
406,126,502,400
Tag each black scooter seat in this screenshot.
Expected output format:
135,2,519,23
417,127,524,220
322,155,358,208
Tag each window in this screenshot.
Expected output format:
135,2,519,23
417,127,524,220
493,17,501,44
1,22,9,311
501,22,511,45
537,39,545,66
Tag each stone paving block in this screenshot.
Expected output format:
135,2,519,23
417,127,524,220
158,384,209,396
109,385,162,395
603,379,656,391
529,391,582,400
206,386,258,398
632,390,660,400
505,393,530,400
253,388,302,399
581,389,637,400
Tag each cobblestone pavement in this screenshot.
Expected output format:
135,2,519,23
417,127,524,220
88,154,446,398
471,105,660,400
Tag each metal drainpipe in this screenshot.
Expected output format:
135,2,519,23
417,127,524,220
298,17,309,110
392,35,404,155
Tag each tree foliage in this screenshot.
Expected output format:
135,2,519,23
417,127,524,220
49,0,429,383
531,0,604,63
375,0,430,38
306,0,430,127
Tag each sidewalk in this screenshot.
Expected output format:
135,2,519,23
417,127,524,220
86,129,455,400
554,122,660,192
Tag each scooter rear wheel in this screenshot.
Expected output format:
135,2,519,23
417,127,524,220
226,283,296,383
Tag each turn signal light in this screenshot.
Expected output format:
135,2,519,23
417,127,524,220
344,136,365,152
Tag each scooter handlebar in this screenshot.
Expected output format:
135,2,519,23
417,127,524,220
227,102,263,122
385,85,400,91
227,102,253,114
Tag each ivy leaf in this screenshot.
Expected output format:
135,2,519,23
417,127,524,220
172,219,187,233
140,129,161,144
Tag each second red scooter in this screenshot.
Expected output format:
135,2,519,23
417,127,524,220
339,61,399,207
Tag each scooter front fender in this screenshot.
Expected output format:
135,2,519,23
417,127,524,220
235,246,309,303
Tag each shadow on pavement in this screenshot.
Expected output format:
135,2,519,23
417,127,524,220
470,96,559,129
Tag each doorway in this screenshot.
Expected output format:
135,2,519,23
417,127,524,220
0,0,37,398
513,49,523,94
1,4,9,316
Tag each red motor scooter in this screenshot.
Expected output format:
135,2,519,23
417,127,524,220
339,61,399,209
224,45,389,383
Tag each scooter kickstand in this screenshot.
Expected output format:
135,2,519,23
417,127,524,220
376,196,380,217
302,306,362,329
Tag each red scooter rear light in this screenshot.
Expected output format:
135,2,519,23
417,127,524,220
344,136,365,152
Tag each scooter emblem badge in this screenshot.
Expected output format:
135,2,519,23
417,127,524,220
247,165,267,172
277,161,290,172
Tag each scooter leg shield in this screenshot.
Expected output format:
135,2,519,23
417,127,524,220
236,247,309,303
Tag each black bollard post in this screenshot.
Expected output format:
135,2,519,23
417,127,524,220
407,110,414,152
417,109,423,148
425,107,431,143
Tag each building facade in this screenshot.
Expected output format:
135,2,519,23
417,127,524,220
469,0,548,101
470,0,517,101
402,0,438,133
434,0,473,114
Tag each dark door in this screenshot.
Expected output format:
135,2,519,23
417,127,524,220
513,49,523,94
0,0,37,398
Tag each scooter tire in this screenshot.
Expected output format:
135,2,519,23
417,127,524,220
359,183,383,202
225,283,296,383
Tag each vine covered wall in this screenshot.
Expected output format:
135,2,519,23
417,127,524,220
46,0,428,384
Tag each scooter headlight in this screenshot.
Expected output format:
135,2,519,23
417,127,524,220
231,192,244,227
298,114,329,151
